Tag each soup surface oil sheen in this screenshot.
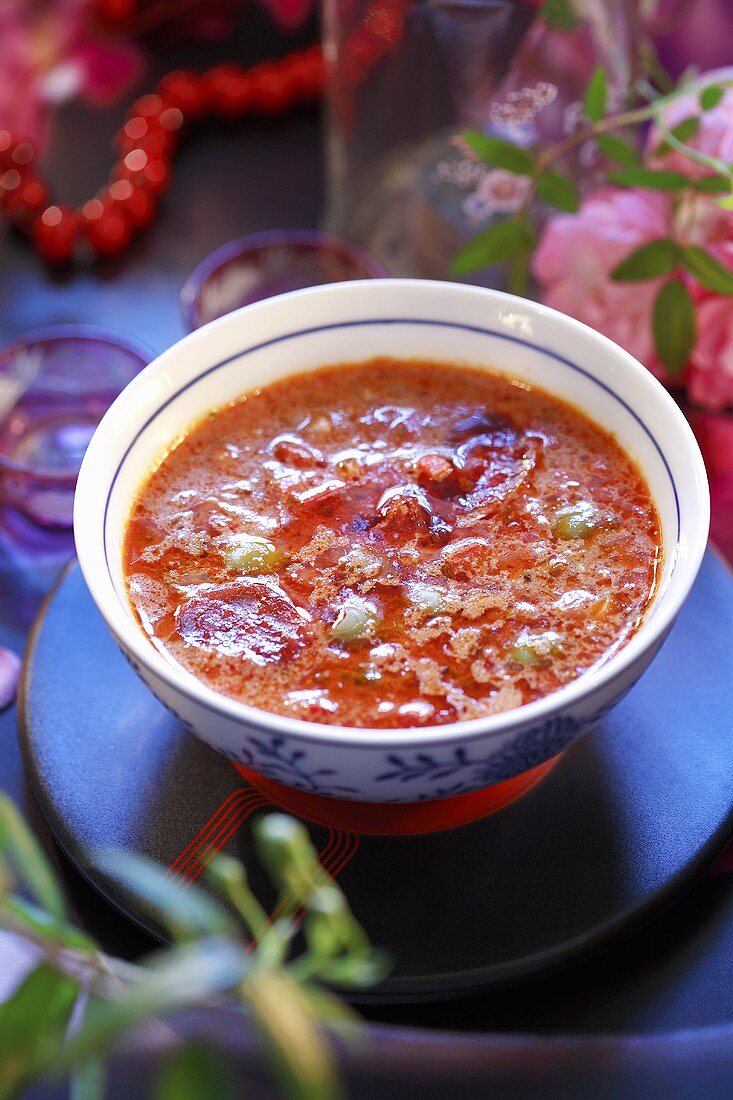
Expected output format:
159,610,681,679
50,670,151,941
124,359,661,728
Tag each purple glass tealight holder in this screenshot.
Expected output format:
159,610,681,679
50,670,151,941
180,229,389,331
0,326,151,529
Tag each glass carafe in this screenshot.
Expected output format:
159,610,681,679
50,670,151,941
322,0,639,283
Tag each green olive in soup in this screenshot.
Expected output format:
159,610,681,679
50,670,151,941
123,358,661,728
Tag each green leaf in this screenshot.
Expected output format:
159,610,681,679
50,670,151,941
655,116,700,154
205,854,268,940
671,116,701,142
611,239,680,282
155,1042,233,1100
59,939,250,1068
0,896,96,952
653,278,696,376
254,814,321,898
695,174,731,194
508,247,531,297
0,795,66,922
256,917,298,968
608,167,691,191
717,192,733,210
244,970,343,1100
308,885,368,954
0,963,78,1099
584,67,608,122
536,170,579,212
70,1057,106,1100
639,41,676,95
680,245,733,294
450,219,532,277
305,910,346,961
700,84,724,110
461,131,535,176
0,853,13,897
318,948,392,989
98,851,237,942
596,132,639,168
542,0,580,30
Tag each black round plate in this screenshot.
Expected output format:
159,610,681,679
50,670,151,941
18,554,733,1002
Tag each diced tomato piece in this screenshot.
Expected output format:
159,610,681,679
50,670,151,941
270,433,324,468
415,453,456,495
440,537,494,581
376,484,432,539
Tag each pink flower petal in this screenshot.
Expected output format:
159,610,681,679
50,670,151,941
69,40,144,106
0,646,21,711
533,187,675,382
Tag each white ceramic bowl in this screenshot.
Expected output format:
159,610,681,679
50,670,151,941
74,280,709,803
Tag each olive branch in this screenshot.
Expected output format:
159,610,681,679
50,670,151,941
452,38,733,377
0,794,387,1100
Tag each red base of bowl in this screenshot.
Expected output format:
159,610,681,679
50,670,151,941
233,754,561,836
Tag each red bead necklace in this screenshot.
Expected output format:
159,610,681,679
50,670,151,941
0,46,324,265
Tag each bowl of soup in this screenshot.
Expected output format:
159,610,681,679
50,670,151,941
73,280,709,804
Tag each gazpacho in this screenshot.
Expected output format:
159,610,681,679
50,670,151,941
123,359,661,728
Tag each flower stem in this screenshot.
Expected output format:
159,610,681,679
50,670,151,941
535,80,733,178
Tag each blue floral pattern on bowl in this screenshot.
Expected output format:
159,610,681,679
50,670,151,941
190,710,611,802
239,735,360,796
375,713,601,797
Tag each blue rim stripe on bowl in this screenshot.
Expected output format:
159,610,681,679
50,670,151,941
103,317,682,571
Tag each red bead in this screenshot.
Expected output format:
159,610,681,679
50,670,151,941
125,131,173,160
138,130,175,158
204,65,253,117
157,107,184,136
131,94,164,120
121,116,148,144
120,148,148,176
111,146,171,196
0,169,22,210
4,175,48,227
81,197,105,223
117,119,175,159
82,197,133,258
106,179,133,205
247,64,295,115
282,48,325,98
157,71,206,119
140,158,171,195
32,205,78,264
0,130,17,165
108,178,157,229
11,142,34,168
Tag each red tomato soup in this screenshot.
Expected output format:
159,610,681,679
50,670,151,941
123,359,661,728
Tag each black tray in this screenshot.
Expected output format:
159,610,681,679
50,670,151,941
18,553,733,1003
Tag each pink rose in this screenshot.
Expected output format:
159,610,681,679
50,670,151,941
0,0,143,147
532,188,672,377
684,240,733,410
648,68,733,181
686,405,733,559
687,297,733,409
